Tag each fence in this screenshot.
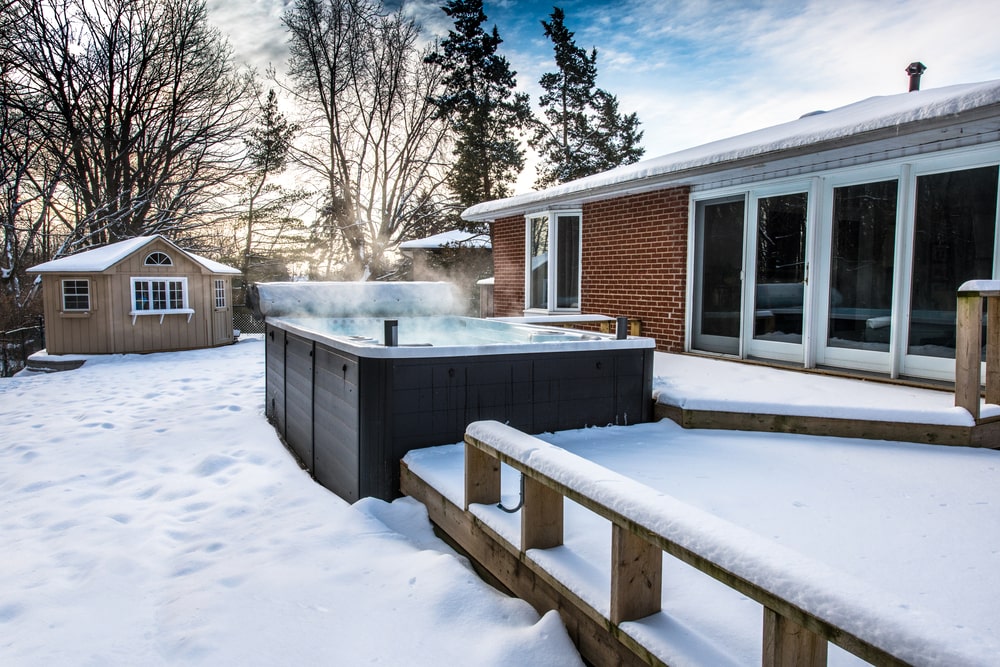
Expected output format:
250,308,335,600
233,305,266,335
461,420,989,667
1,318,45,377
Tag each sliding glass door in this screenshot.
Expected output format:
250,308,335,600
690,151,1000,381
692,197,745,355
746,191,809,362
903,165,998,379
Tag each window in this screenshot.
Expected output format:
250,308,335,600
214,279,226,308
144,251,173,266
131,277,188,312
62,279,90,311
525,211,581,312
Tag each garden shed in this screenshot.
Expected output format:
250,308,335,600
29,235,240,355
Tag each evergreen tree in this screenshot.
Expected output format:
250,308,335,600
237,88,304,299
426,0,533,220
531,7,644,188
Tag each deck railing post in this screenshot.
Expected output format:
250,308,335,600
986,295,1000,406
955,292,983,420
609,523,662,624
464,440,500,510
762,607,828,667
521,475,563,550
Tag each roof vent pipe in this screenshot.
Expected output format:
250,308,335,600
906,62,926,91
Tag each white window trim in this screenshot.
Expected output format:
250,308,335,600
214,279,227,309
129,276,193,324
61,278,91,312
523,209,583,315
144,251,173,266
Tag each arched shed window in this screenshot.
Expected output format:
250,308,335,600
144,251,173,266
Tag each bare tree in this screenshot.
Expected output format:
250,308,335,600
0,0,65,327
4,0,255,254
283,0,451,279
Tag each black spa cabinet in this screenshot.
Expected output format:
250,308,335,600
265,323,654,502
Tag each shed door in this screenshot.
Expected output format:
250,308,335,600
212,278,233,345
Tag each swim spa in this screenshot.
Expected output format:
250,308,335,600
254,282,655,501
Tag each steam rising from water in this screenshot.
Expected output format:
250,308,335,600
249,281,464,319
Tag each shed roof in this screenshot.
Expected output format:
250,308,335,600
462,79,1000,222
398,229,492,250
29,235,240,275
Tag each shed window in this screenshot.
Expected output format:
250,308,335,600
525,210,581,312
144,251,173,266
131,277,188,312
62,279,90,311
214,279,226,308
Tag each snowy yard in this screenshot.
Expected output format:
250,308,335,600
3,338,999,665
0,338,581,666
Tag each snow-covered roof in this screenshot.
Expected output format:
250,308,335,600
29,235,240,274
463,79,1000,221
398,229,491,250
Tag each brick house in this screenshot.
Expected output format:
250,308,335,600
463,77,1000,383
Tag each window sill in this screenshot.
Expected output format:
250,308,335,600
59,311,91,319
129,308,195,325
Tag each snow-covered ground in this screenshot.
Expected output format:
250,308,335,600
0,338,581,666
4,339,999,665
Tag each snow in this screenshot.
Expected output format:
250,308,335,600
6,339,1000,666
407,355,1000,666
462,79,1000,221
28,235,240,275
458,420,1000,666
398,229,491,250
0,339,582,666
652,352,1000,425
958,279,1000,294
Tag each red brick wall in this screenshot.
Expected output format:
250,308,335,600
487,186,690,352
581,188,689,352
490,216,526,317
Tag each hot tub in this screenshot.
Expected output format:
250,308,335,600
254,282,655,501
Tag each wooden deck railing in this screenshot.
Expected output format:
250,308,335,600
463,420,987,667
955,280,1000,420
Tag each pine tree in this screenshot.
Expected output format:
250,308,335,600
426,0,533,219
531,7,644,188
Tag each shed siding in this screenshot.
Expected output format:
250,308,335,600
37,238,236,355
489,187,690,352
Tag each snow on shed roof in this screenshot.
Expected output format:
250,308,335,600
398,229,491,250
463,79,1000,221
29,235,240,274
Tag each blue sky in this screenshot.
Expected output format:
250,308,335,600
210,0,1000,190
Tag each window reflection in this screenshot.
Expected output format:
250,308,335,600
828,180,898,351
909,166,998,358
754,193,808,342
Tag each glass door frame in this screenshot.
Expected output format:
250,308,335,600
812,165,908,375
900,153,1000,381
743,180,818,365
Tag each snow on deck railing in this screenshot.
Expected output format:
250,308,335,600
463,420,997,667
955,281,1000,421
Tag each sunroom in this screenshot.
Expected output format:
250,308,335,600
691,145,1000,382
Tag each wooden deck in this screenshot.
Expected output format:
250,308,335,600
402,422,982,666
653,398,1000,448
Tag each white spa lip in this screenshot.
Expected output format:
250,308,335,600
267,315,655,359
